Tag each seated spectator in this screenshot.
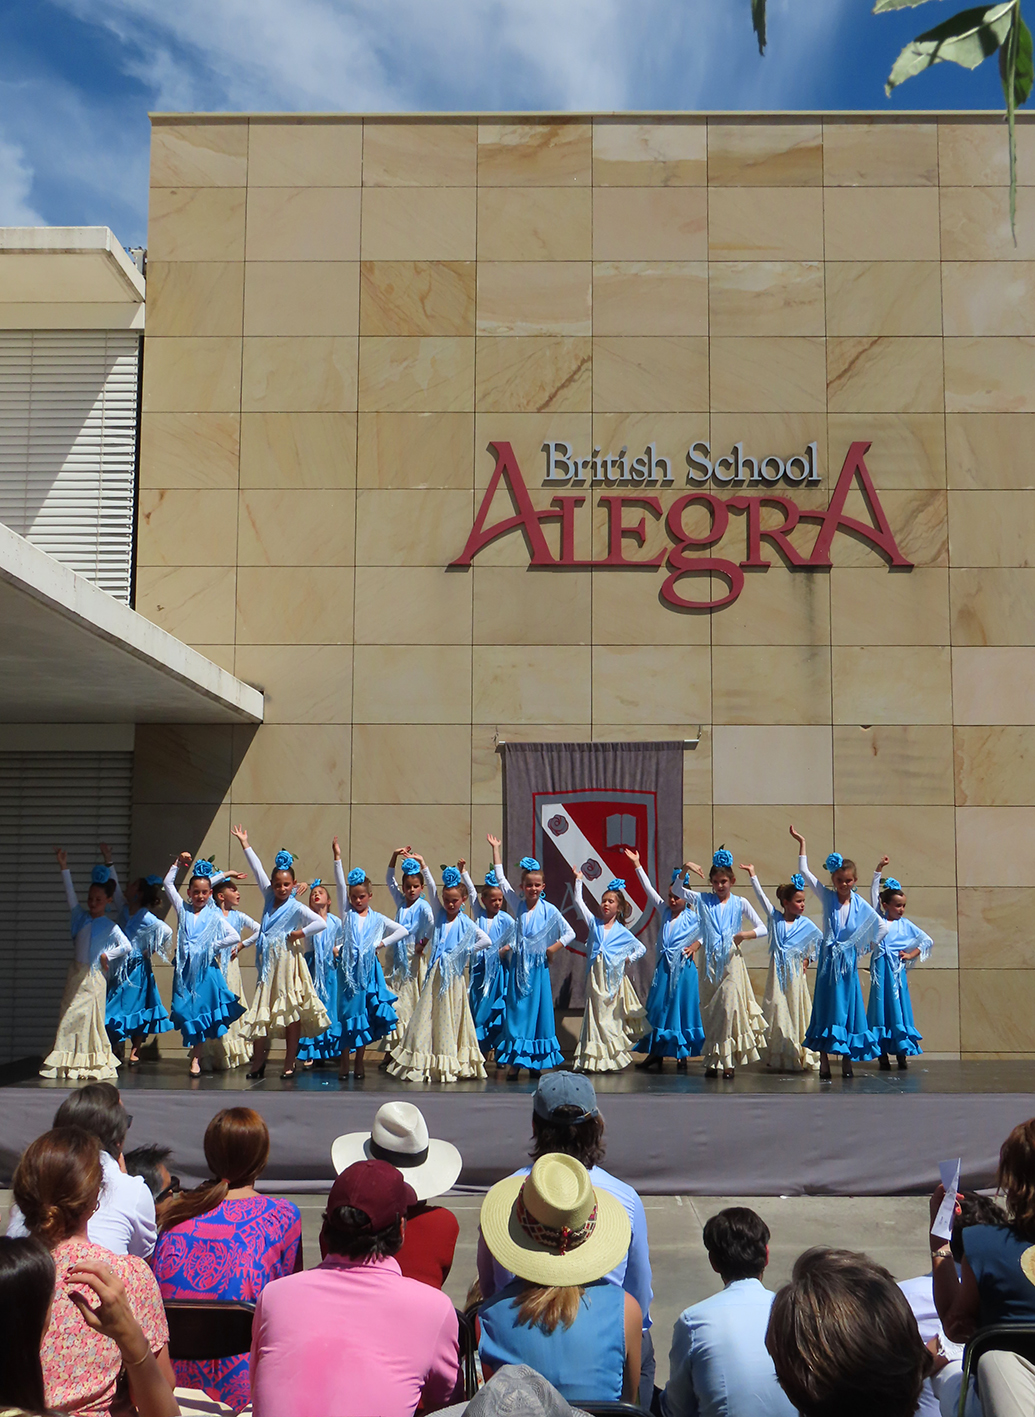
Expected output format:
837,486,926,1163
7,1082,156,1259
124,1143,178,1203
477,1152,640,1405
662,1207,795,1417
0,1235,177,1417
766,1247,933,1417
152,1107,301,1413
331,1101,461,1288
249,1159,459,1417
12,1125,174,1417
476,1073,654,1403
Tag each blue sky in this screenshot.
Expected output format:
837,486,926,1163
0,0,1015,249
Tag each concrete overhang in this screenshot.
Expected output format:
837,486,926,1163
0,227,145,330
0,521,263,725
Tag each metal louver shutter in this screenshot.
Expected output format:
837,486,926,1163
0,752,133,1063
0,330,140,603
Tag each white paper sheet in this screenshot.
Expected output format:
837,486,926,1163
932,1157,962,1241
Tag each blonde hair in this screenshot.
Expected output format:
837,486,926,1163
515,1283,585,1335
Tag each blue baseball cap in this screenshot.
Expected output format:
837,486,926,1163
533,1072,599,1123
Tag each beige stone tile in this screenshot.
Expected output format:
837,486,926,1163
472,646,591,724
943,263,1035,337
907,970,960,1054
472,724,504,806
938,123,1035,187
834,725,954,805
130,801,231,880
235,566,354,645
478,122,592,186
833,489,947,569
248,120,361,186
961,970,1035,1051
357,412,474,489
713,567,830,647
360,261,475,337
946,414,1035,489
593,188,708,261
592,263,707,336
941,187,1035,261
830,568,949,645
955,727,1035,806
361,188,477,260
591,566,710,645
828,414,946,491
473,411,592,491
363,121,477,186
951,568,1035,645
833,646,952,725
946,337,1035,414
243,263,359,337
354,565,472,644
827,337,943,414
958,807,1035,885
238,489,354,566
710,337,827,413
149,188,246,264
151,122,248,187
475,336,591,414
139,412,240,490
949,491,1035,567
592,337,708,413
592,411,705,473
712,725,833,805
232,643,353,724
476,263,590,337
834,805,958,886
708,123,823,186
239,411,356,488
356,488,471,566
683,736,713,806
135,565,237,644
146,262,243,338
708,805,833,886
825,263,941,338
241,336,357,413
826,188,941,262
190,644,236,675
709,262,824,338
352,644,471,723
708,189,823,261
347,804,472,881
136,489,237,566
142,337,242,414
958,888,1035,968
352,724,471,804
478,189,592,262
954,647,1035,724
245,187,360,262
358,336,474,413
221,802,349,874
589,644,710,725
708,411,822,468
133,724,235,805
593,120,706,186
823,122,938,186
473,566,591,644
231,724,350,804
712,644,830,726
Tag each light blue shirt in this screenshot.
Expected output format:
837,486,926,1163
662,1278,794,1417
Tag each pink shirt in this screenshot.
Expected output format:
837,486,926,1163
250,1252,459,1417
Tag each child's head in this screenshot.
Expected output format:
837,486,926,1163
825,852,857,896
776,879,807,918
518,857,545,905
86,865,116,917
709,848,735,897
600,879,631,924
187,876,212,910
213,878,240,911
135,875,165,912
399,857,424,905
440,865,467,920
270,850,296,905
346,868,371,912
480,872,505,918
880,878,907,920
308,879,330,911
667,868,688,914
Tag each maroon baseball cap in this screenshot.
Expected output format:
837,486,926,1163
326,1159,416,1230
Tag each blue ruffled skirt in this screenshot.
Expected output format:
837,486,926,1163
297,958,343,1061
495,957,564,1071
106,955,174,1042
803,946,879,1060
470,955,508,1050
866,954,923,1056
634,954,705,1059
170,965,245,1048
328,957,398,1055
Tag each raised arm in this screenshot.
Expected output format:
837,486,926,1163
415,856,439,907
101,845,127,914
871,855,889,911
624,848,664,911
571,875,595,928
746,869,774,919
55,848,78,912
332,838,347,917
232,825,270,892
461,868,478,910
789,824,822,897
385,846,407,909
163,857,188,917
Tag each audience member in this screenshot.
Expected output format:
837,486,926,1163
249,1159,459,1417
476,1073,655,1402
977,1350,1035,1417
766,1247,933,1417
477,1152,640,1405
661,1207,794,1417
7,1082,156,1259
153,1107,301,1413
332,1101,462,1289
124,1144,177,1202
11,1125,174,1417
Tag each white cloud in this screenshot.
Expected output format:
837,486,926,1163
0,130,45,225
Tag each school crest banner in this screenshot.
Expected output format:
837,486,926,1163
501,740,684,1006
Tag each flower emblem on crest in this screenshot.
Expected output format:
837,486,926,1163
548,814,569,836
582,859,602,880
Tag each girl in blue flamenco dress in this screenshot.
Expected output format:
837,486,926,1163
296,836,348,1070
209,876,260,1070
333,861,406,1081
383,849,435,1060
745,866,821,1073
790,825,885,1080
461,862,514,1057
625,849,705,1072
867,856,932,1071
106,867,174,1062
162,853,245,1076
489,835,574,1082
571,872,646,1073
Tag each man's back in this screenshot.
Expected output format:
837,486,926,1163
251,1253,459,1417
663,1279,795,1417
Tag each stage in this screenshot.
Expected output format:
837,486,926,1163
3,1059,1033,1197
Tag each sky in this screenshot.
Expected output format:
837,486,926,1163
0,0,1016,249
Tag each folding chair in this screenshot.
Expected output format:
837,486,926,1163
165,1301,256,1362
957,1322,1035,1417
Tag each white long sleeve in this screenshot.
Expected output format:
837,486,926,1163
471,923,493,952
871,870,883,911
109,865,127,914
294,899,326,939
738,895,768,938
750,874,774,919
243,844,271,892
385,865,405,909
60,867,79,913
799,854,822,898
423,862,438,905
461,869,478,910
556,914,576,948
162,864,184,918
102,926,133,965
494,865,518,913
381,918,409,950
635,864,665,912
572,878,594,928
334,858,348,917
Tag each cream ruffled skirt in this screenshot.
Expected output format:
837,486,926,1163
574,956,646,1073
40,963,119,1080
763,957,819,1072
204,954,251,1068
383,955,426,1046
388,961,486,1083
698,950,766,1071
240,942,329,1041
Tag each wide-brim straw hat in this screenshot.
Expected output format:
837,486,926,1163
330,1101,462,1202
480,1153,631,1287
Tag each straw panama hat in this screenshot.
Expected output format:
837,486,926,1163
330,1101,462,1202
480,1153,631,1288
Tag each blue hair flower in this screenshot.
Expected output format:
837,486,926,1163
145,874,163,887
191,859,215,879
346,867,367,888
884,877,903,893
790,872,806,891
91,864,111,886
670,867,684,884
309,878,323,890
441,866,463,889
400,857,422,877
712,847,734,870
607,877,626,892
484,868,499,887
824,852,844,873
519,856,541,873
274,850,294,872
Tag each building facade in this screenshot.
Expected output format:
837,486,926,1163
136,111,1035,1058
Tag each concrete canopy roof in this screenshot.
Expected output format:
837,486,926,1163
0,521,263,725
0,227,145,330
